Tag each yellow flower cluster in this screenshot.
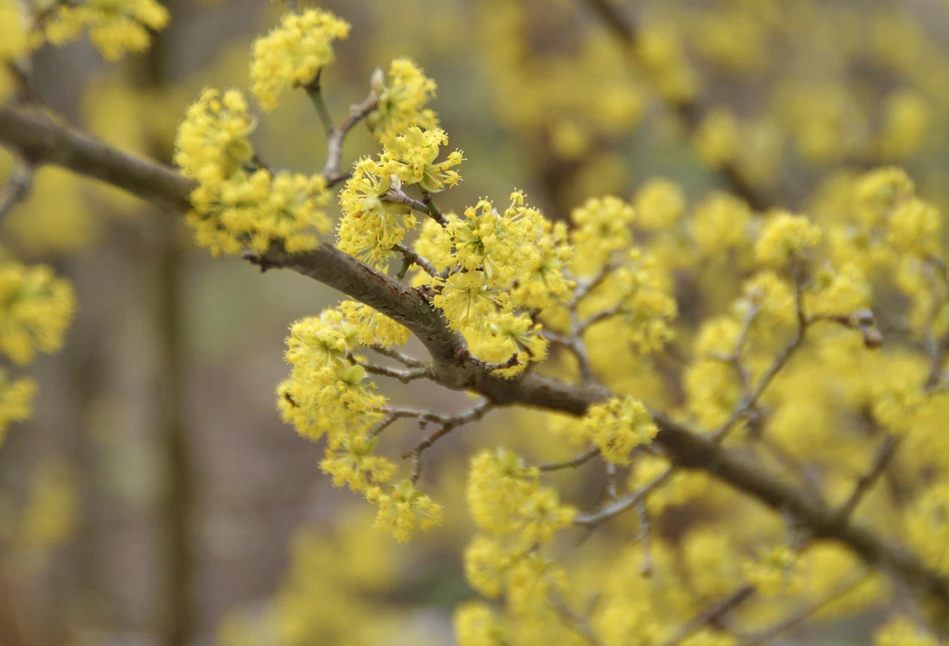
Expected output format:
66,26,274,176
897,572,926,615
0,263,74,444
464,449,575,615
38,0,169,61
276,303,438,542
874,617,941,646
250,8,351,111
368,58,439,143
741,545,802,597
175,89,332,255
754,211,822,267
337,128,461,269
404,192,569,375
581,396,658,464
633,178,686,232
0,263,76,366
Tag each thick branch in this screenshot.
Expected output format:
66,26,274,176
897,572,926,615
2,101,948,610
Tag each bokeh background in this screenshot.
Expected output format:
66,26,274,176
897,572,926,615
4,0,949,645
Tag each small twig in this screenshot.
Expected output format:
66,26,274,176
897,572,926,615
357,360,431,384
577,305,626,335
661,585,756,646
367,344,426,368
570,262,615,307
304,70,334,136
711,270,808,442
322,93,380,186
636,500,653,577
574,468,673,527
736,572,869,645
402,400,494,482
0,162,35,221
604,461,618,500
393,242,439,279
550,591,603,646
384,189,449,227
465,350,520,373
835,435,902,521
538,447,601,472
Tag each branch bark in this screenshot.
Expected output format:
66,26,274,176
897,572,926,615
2,101,948,613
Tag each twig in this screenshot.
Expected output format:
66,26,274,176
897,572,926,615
321,93,380,186
577,305,626,335
737,572,869,645
636,500,653,577
304,70,334,136
0,162,35,221
662,585,756,646
393,242,439,279
384,189,450,227
538,447,600,472
402,400,494,482
570,262,615,307
835,435,901,521
574,468,673,527
550,591,603,646
367,344,426,368
356,360,431,384
711,272,808,442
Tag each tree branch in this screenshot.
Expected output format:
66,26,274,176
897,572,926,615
2,101,949,611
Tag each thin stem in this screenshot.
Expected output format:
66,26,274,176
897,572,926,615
403,400,494,483
384,189,449,227
574,468,673,526
305,71,334,136
737,573,869,645
393,242,439,279
322,93,380,186
538,447,600,472
367,344,426,368
835,435,901,521
661,585,756,646
0,162,35,221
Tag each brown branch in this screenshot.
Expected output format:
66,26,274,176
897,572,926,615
2,101,949,612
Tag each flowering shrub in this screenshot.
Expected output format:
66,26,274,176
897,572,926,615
5,1,949,645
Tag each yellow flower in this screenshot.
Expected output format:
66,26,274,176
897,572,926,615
0,263,76,366
370,58,439,142
40,0,169,61
250,8,351,111
455,602,505,646
582,396,657,464
754,211,821,267
367,479,443,543
633,178,686,231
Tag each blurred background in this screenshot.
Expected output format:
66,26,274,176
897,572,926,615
4,0,949,645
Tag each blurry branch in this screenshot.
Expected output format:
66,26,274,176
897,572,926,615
0,161,35,221
835,435,902,521
736,572,870,645
2,102,949,614
574,467,672,527
662,585,756,646
712,267,809,442
584,0,772,211
538,447,600,472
